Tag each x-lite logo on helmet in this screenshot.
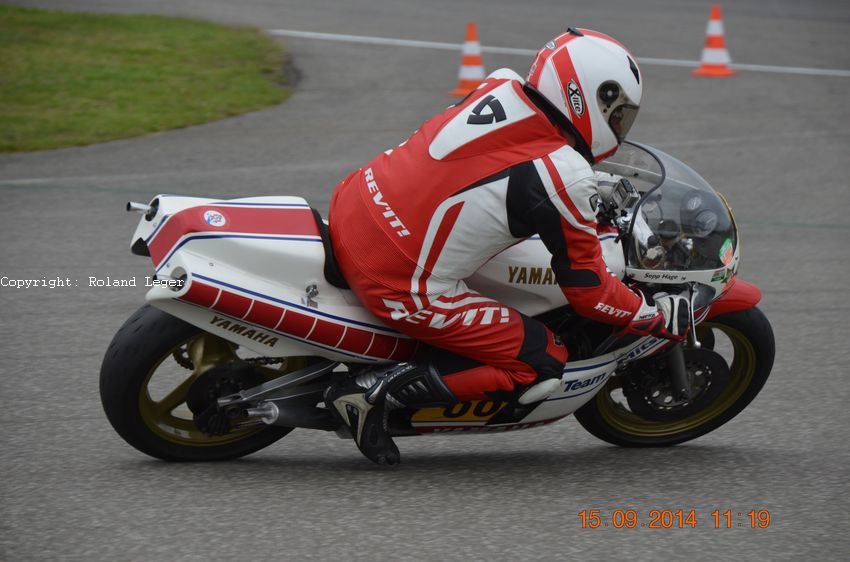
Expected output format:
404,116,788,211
567,80,585,117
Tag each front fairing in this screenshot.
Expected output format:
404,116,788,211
614,143,740,296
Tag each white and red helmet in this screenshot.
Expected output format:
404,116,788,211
527,28,642,163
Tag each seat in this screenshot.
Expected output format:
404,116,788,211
311,208,351,290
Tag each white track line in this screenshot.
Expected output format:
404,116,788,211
0,161,361,187
268,29,850,78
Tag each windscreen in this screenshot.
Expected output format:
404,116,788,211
626,147,736,272
594,141,662,193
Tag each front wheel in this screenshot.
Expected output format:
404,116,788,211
574,306,774,447
100,305,296,461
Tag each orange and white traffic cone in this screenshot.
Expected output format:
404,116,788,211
450,22,486,97
692,5,736,77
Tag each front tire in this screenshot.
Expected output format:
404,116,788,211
574,307,774,447
100,305,292,461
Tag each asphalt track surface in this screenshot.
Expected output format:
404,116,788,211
1,1,849,560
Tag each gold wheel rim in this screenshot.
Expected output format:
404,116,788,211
596,322,756,438
137,335,306,446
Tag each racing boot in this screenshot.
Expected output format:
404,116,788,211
324,362,457,465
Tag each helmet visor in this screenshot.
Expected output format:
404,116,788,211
609,103,639,143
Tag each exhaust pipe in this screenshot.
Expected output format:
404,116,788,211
126,199,158,221
126,201,152,214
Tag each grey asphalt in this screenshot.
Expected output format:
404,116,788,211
1,0,849,560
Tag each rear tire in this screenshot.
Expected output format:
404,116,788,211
100,305,292,461
574,307,774,447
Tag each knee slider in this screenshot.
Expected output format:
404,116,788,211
517,378,561,405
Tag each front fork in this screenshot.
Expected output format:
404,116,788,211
667,343,691,400
668,284,704,400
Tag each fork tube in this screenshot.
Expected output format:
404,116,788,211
668,342,691,400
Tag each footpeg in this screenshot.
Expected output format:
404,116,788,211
246,401,340,431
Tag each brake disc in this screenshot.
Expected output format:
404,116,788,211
625,347,730,422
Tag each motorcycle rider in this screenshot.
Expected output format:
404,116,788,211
325,28,690,465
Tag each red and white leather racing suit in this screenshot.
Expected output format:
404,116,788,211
328,70,642,401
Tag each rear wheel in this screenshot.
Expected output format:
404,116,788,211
100,305,304,461
574,307,774,447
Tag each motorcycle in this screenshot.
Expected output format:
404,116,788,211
101,142,774,462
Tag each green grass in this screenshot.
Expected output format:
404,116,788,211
0,6,291,152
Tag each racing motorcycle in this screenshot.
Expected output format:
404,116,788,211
101,142,774,462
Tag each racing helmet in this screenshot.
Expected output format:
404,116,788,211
527,28,642,163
